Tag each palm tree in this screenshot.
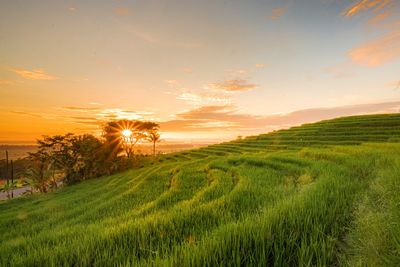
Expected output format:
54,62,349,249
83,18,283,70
147,131,161,156
24,162,51,193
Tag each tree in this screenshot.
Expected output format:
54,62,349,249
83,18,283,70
69,134,106,181
102,120,159,158
103,120,140,158
137,121,160,156
32,134,76,185
24,161,51,193
147,131,161,156
29,133,109,185
26,148,53,193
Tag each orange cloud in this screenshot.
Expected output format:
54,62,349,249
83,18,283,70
70,116,101,126
11,111,44,118
269,7,287,21
62,106,101,112
178,105,237,120
12,68,57,80
343,0,392,17
161,101,400,132
349,30,400,67
114,7,131,16
367,11,391,25
209,79,257,92
255,63,266,68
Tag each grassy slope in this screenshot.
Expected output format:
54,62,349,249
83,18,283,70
1,114,400,266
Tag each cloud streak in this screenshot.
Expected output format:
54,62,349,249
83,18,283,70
177,92,231,105
12,68,57,80
114,7,132,16
349,30,400,67
209,79,257,92
62,106,101,112
10,111,44,118
367,11,392,26
343,0,392,17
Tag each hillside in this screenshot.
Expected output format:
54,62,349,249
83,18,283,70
1,114,400,266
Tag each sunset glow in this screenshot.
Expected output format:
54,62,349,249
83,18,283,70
1,0,400,144
121,129,133,138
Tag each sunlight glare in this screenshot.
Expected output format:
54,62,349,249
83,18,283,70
121,129,133,138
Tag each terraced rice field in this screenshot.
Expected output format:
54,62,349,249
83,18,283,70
1,114,400,266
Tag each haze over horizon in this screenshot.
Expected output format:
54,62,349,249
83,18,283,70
1,0,400,144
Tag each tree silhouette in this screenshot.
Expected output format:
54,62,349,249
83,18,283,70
103,120,160,158
147,131,161,156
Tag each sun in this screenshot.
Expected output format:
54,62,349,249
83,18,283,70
121,129,133,138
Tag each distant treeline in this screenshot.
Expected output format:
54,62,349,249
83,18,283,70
0,146,37,160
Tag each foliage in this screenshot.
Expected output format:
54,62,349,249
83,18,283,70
103,120,160,158
17,120,161,187
1,180,17,199
147,130,161,156
24,160,52,193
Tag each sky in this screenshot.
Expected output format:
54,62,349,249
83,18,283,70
0,0,400,144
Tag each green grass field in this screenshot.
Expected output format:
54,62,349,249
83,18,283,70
1,114,400,266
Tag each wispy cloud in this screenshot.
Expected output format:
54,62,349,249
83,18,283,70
61,107,157,128
122,23,202,48
62,106,101,112
88,102,103,106
0,79,15,85
177,92,231,106
343,0,392,17
349,30,400,67
97,108,155,121
269,7,288,21
385,80,400,89
114,7,132,16
255,63,266,68
342,0,400,67
70,116,101,126
11,68,57,80
10,111,44,118
183,67,193,73
394,81,400,90
165,80,179,87
367,10,392,26
161,101,400,133
208,79,257,92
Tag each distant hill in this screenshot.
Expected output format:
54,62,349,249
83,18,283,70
0,145,37,160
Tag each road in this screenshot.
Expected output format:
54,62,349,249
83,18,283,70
0,186,31,200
